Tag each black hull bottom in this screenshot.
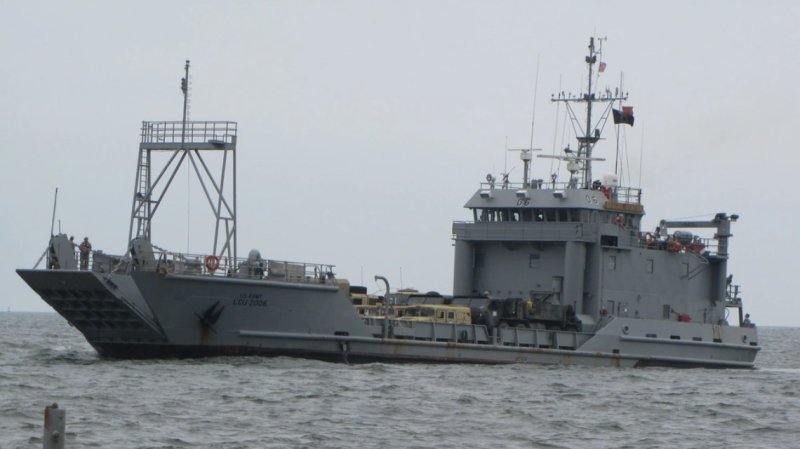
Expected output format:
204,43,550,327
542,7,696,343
632,359,749,369
92,343,510,365
91,342,753,369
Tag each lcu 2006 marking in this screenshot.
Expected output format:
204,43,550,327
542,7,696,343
232,293,267,307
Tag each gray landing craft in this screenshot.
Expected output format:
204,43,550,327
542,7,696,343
18,41,759,367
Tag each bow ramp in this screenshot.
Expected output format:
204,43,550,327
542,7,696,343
17,269,166,352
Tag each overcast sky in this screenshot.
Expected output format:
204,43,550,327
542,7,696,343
1,1,798,326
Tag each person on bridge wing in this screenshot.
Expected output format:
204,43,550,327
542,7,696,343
79,237,92,270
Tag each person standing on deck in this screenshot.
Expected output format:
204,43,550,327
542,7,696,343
79,237,92,270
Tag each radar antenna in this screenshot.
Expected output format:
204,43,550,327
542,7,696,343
538,146,605,189
508,148,542,187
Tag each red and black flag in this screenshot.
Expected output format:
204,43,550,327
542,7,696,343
612,106,634,126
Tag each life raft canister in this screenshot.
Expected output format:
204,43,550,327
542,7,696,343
204,255,220,272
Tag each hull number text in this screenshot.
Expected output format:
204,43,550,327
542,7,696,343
232,293,267,307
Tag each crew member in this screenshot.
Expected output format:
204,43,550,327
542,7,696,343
79,237,92,270
742,313,754,328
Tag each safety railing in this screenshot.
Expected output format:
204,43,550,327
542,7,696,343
479,181,642,205
481,180,571,191
631,233,719,255
153,250,337,285
609,186,642,205
140,121,237,145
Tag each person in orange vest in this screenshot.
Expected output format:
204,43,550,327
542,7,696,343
79,237,92,270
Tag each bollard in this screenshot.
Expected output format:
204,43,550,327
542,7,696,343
43,403,65,449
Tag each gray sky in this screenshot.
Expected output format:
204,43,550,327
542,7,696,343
2,1,798,326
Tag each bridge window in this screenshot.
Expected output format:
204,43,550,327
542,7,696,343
601,235,619,247
522,209,533,221
476,209,498,222
473,207,583,223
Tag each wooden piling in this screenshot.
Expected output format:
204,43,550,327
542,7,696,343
43,403,65,449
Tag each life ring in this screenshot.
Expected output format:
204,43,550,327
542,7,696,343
644,232,656,246
204,255,220,272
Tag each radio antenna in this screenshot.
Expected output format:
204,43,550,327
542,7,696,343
180,60,190,147
49,187,59,237
529,54,541,152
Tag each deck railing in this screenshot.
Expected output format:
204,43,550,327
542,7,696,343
480,181,642,205
140,121,237,145
150,251,336,284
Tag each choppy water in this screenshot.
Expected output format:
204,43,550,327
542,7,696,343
1,313,798,449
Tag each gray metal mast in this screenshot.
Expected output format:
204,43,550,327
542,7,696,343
128,61,238,264
551,37,627,188
181,60,189,147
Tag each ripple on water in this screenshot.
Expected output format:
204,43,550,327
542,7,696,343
1,315,799,449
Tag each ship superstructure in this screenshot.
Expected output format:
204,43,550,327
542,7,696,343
454,37,740,335
17,41,759,367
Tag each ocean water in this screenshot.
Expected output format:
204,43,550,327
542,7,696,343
0,313,798,449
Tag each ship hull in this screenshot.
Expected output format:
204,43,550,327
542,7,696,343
16,269,759,368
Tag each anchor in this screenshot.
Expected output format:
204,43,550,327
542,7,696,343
195,300,225,334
